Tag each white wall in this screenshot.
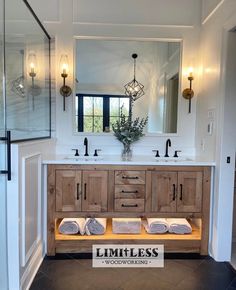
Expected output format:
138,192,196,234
196,0,236,261
28,0,201,158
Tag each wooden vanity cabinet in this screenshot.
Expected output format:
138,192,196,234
47,164,211,256
151,171,203,213
55,169,108,212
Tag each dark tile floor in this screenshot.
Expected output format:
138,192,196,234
30,254,236,290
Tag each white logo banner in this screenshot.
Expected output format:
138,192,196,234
92,244,164,268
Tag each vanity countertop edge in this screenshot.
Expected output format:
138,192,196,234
42,155,216,166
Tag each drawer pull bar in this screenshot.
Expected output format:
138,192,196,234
121,190,138,194
84,183,87,200
121,204,138,208
180,184,183,200
77,183,80,200
172,184,176,201
122,176,139,180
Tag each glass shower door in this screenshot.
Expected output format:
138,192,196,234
0,0,9,288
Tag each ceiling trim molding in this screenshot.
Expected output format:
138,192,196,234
73,35,183,42
72,21,194,29
202,0,225,25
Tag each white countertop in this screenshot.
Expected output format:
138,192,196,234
42,154,215,166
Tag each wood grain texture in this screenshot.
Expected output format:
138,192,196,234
115,185,145,199
47,164,212,256
47,165,56,256
82,170,108,212
53,211,202,218
55,170,82,212
55,240,201,254
177,171,203,213
201,167,211,255
151,171,177,212
114,199,145,212
145,171,152,212
115,170,146,185
108,170,114,212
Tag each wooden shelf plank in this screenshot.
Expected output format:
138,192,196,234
55,219,201,241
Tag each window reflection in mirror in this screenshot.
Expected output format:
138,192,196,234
75,39,181,134
75,94,130,132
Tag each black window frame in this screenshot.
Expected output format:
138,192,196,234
76,94,131,132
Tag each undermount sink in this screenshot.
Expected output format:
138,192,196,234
64,156,103,161
154,157,193,162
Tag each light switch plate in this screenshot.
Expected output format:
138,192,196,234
208,109,215,120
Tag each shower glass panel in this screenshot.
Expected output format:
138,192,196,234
0,1,8,288
5,0,51,141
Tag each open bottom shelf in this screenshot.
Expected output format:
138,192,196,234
54,219,201,253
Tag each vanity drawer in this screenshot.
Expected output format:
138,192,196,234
115,185,145,199
115,171,145,185
114,199,145,212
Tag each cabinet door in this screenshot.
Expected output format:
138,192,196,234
151,172,177,212
56,170,81,211
82,171,108,212
177,172,202,212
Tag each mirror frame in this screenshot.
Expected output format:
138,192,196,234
72,36,183,137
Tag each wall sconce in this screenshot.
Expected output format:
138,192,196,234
28,52,37,110
60,54,72,111
28,52,37,80
182,67,194,113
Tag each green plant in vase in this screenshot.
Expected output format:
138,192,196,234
112,106,148,161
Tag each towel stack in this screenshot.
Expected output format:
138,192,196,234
58,218,107,235
143,218,192,234
112,218,141,234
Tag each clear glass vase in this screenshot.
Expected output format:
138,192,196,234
121,144,132,161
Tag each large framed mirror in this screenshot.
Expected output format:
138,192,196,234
74,38,181,134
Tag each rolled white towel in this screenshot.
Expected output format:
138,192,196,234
167,218,192,234
85,218,107,235
143,218,169,234
59,218,86,235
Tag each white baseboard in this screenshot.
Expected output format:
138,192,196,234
20,242,45,290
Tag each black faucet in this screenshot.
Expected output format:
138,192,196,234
84,137,89,156
164,139,171,157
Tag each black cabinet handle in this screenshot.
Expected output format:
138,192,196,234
84,183,87,200
172,184,176,201
121,190,138,194
180,184,183,200
0,131,11,181
121,204,138,208
122,176,139,180
76,183,80,200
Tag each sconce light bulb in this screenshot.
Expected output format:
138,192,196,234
62,63,68,74
188,67,194,78
28,52,37,76
30,62,35,73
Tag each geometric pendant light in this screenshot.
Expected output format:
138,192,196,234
124,53,144,101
